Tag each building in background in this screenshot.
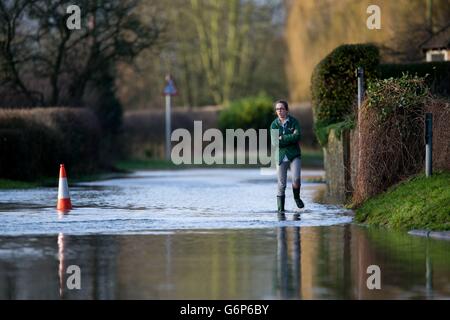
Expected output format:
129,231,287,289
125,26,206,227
420,24,450,62
285,0,450,102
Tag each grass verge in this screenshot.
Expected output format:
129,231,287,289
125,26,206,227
355,172,450,231
116,149,324,171
0,179,41,189
115,159,180,171
0,172,126,189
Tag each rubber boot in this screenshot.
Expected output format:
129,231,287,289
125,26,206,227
277,195,285,214
293,187,304,209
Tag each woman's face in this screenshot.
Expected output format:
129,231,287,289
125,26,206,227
275,103,288,120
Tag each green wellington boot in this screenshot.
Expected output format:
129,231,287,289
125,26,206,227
293,187,305,209
277,195,285,214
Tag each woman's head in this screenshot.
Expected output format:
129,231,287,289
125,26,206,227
274,100,289,120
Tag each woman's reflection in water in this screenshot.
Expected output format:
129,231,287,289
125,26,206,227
276,226,301,299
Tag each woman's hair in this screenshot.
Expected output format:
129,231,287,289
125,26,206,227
274,100,289,111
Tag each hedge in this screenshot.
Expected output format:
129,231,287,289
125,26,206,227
311,44,380,146
378,61,450,97
0,107,101,181
218,94,275,131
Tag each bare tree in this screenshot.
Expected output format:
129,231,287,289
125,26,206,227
115,0,287,109
0,0,162,108
188,0,283,104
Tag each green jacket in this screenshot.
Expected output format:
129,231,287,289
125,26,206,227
270,115,301,164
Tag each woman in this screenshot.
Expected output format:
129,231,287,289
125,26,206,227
270,100,304,214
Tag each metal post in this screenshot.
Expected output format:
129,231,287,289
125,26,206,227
357,67,365,108
425,113,433,177
165,94,171,161
356,67,365,186
277,227,288,299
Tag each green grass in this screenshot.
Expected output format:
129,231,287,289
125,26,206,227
115,159,180,171
355,172,450,231
115,159,263,171
0,172,126,189
116,149,324,171
0,179,41,189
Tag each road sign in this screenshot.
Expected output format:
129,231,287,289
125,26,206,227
163,75,177,160
164,76,177,96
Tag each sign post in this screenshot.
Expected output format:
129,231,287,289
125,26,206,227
357,67,365,108
163,75,177,161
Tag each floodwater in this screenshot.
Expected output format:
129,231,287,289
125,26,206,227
0,169,449,299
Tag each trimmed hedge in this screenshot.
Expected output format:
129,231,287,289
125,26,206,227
311,44,380,146
379,61,450,97
0,108,101,181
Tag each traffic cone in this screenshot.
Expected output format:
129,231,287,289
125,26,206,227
57,164,72,211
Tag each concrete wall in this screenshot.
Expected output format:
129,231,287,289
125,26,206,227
323,129,354,204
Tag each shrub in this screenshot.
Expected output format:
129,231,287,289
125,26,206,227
366,74,429,121
89,74,123,136
311,44,380,146
218,94,275,131
0,108,101,181
379,61,450,97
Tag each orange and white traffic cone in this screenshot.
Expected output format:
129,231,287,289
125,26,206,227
57,164,72,211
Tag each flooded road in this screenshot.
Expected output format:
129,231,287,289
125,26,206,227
0,169,351,234
0,169,449,299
